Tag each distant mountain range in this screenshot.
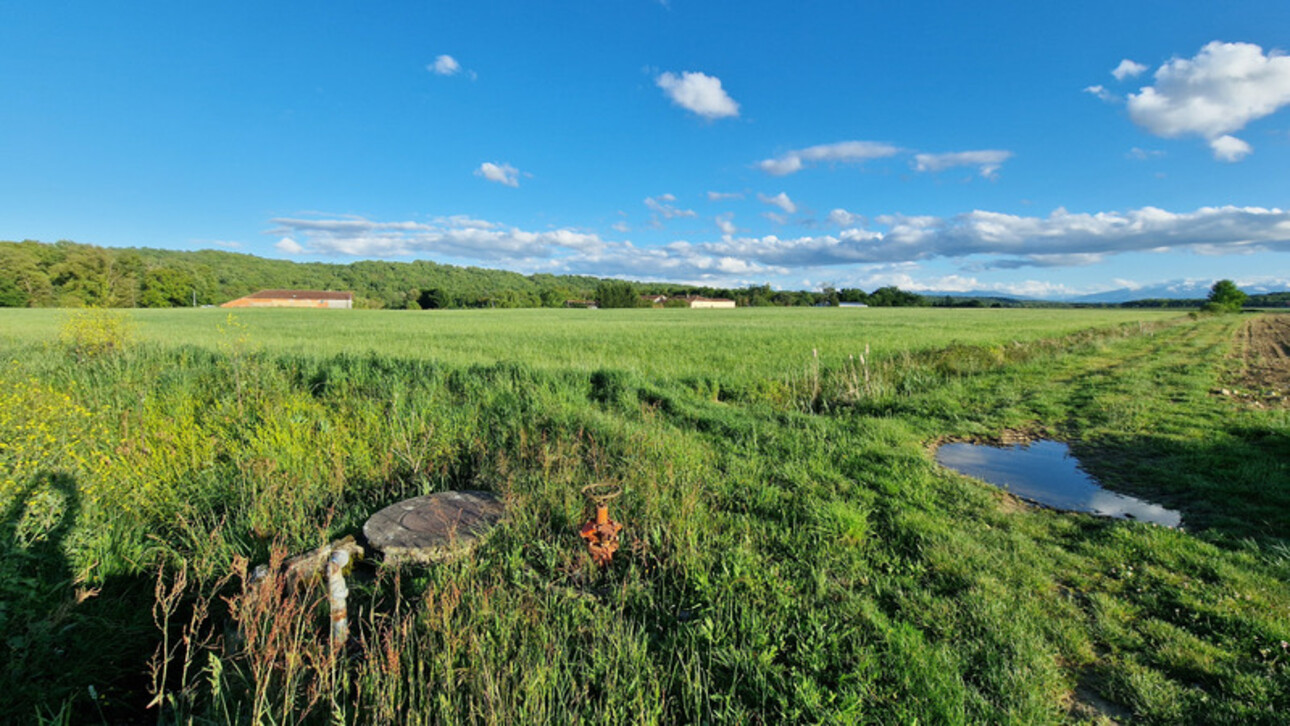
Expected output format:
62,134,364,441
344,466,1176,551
921,279,1290,304
1065,280,1290,304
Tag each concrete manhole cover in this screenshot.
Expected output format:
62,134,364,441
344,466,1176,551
363,490,506,565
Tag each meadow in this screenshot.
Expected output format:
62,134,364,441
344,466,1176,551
0,307,1173,381
1,307,1287,724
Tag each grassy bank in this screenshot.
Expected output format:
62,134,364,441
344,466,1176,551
1,309,1286,723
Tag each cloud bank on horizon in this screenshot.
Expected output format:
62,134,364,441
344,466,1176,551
271,204,1290,295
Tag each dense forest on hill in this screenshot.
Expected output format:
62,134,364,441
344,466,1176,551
0,240,931,309
0,240,610,309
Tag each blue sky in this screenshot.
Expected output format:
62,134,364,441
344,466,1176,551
3,1,1290,297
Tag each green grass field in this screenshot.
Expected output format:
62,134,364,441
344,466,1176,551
1,307,1287,724
1,306,1177,379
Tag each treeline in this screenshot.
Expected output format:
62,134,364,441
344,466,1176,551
1117,298,1206,309
1118,292,1288,309
0,240,606,309
1247,292,1290,307
604,284,930,308
0,240,932,310
925,295,1032,308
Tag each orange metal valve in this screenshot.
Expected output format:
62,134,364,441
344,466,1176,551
579,483,623,566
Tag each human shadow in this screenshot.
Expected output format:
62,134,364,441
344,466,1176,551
0,470,82,717
0,471,162,722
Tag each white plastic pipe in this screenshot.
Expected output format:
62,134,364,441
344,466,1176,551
327,549,350,646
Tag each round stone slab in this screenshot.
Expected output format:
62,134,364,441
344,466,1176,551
363,490,505,565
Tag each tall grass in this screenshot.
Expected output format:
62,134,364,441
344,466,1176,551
0,309,1286,723
0,307,1178,381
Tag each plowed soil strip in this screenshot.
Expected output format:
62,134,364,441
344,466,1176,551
1237,313,1290,395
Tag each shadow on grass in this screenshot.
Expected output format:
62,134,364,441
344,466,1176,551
0,471,156,722
1073,429,1290,547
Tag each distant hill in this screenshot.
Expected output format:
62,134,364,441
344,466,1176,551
0,239,607,309
0,240,914,310
916,290,1041,306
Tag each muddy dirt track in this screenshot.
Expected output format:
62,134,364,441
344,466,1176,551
1236,313,1290,395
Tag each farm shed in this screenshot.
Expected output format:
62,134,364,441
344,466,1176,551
221,290,354,309
683,296,736,309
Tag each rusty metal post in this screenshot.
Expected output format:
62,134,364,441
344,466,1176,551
579,483,623,566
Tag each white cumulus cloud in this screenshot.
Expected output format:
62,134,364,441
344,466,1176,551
476,162,521,187
1127,147,1166,160
912,150,1014,179
644,194,697,219
758,141,901,175
828,209,864,227
1126,41,1290,161
1111,59,1148,81
275,237,304,254
758,192,798,214
1209,134,1253,162
268,215,607,263
430,54,461,76
655,71,740,119
715,213,737,236
1083,84,1116,102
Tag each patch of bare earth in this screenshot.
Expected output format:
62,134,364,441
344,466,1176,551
1222,314,1290,407
1063,681,1132,725
930,425,1056,448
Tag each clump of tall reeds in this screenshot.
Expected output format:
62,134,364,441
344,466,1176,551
149,545,352,724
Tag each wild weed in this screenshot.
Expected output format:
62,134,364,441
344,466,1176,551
58,308,133,360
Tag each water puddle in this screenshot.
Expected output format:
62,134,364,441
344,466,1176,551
936,440,1182,528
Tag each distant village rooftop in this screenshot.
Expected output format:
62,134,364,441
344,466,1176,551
222,290,354,309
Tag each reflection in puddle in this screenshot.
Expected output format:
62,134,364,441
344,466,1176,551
936,440,1182,528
